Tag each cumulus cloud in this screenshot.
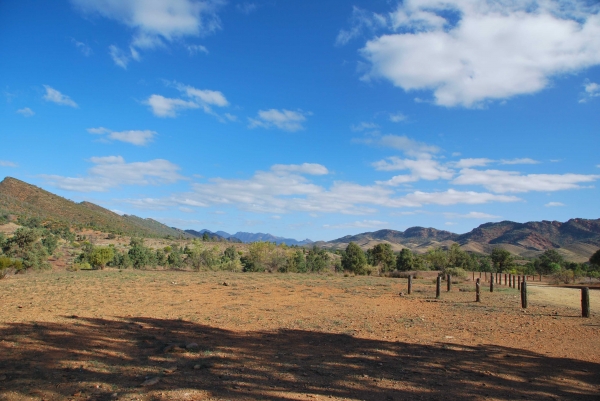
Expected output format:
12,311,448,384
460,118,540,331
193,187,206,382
87,127,157,146
579,80,600,102
43,85,78,107
545,202,565,207
444,211,501,219
109,45,132,69
323,220,389,229
0,160,18,167
336,6,387,46
16,107,35,117
500,158,540,165
42,156,184,192
389,112,407,122
351,122,379,132
144,94,200,117
358,0,600,107
452,158,494,168
72,0,224,66
72,38,92,56
373,156,453,185
248,109,309,132
359,134,440,158
187,44,208,55
122,164,520,214
145,83,228,118
453,168,600,193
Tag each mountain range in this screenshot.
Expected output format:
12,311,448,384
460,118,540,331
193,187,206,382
186,229,313,246
0,176,598,261
315,219,600,262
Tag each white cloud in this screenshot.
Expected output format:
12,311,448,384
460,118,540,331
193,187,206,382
444,211,501,219
248,109,309,132
271,163,329,175
88,127,157,146
187,44,208,55
359,134,440,157
336,6,387,46
545,202,565,207
42,85,78,108
42,156,184,192
579,80,600,102
236,3,257,14
389,112,407,122
452,158,494,168
109,45,132,69
373,156,453,184
16,107,35,117
453,168,600,193
500,158,540,165
144,94,199,117
359,1,600,107
0,160,18,167
122,164,519,215
351,122,379,132
72,0,224,55
145,83,228,118
72,38,92,56
323,220,388,229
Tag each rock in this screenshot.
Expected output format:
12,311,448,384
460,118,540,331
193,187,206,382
163,344,185,353
193,364,201,370
186,342,199,351
222,282,229,286
140,377,160,387
398,292,404,297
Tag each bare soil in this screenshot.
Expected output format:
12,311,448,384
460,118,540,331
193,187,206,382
1,270,599,401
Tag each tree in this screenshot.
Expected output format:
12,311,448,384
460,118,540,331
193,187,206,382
490,248,512,272
89,246,115,270
202,232,210,242
341,242,367,275
371,243,396,272
425,248,447,270
41,234,58,255
3,228,49,271
306,246,329,272
396,248,414,271
536,249,565,275
128,238,152,269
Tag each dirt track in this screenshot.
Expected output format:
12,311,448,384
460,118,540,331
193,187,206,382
1,270,599,400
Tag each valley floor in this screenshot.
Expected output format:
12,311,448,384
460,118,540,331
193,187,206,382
0,270,599,400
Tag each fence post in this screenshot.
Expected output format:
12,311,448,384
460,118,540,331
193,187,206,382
504,273,507,286
408,275,412,295
582,287,590,318
436,276,441,299
521,280,528,309
509,274,512,287
518,275,521,290
447,274,452,292
472,271,475,281
490,277,494,293
476,278,481,302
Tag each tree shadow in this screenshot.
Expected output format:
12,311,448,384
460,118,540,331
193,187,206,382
0,317,598,400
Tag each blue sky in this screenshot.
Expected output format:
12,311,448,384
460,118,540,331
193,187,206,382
1,0,599,241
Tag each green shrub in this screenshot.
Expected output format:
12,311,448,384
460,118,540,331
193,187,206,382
443,267,468,282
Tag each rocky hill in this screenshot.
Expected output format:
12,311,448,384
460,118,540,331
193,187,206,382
322,219,600,262
0,177,191,238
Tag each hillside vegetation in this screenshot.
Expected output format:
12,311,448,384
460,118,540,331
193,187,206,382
0,177,190,238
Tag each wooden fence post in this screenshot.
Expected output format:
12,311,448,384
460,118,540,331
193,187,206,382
582,287,590,318
408,275,412,295
518,275,521,290
509,274,512,287
490,277,494,293
504,273,507,286
447,274,452,292
436,276,441,299
521,280,528,309
476,278,481,302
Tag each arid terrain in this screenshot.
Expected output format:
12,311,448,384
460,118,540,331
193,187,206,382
1,270,599,401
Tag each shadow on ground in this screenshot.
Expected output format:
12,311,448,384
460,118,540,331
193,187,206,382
0,317,598,400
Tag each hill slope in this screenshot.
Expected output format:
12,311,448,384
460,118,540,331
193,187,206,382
0,177,190,238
